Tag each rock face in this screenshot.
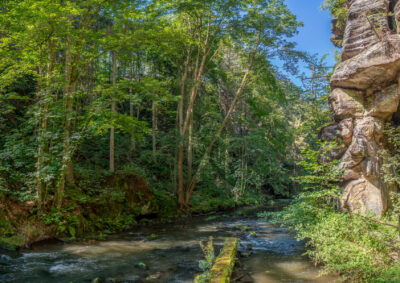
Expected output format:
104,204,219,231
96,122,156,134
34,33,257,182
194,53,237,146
325,0,400,216
341,0,390,61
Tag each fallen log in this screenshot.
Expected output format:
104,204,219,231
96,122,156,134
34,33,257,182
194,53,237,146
194,237,239,283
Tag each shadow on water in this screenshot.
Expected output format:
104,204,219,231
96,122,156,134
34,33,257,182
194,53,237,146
0,208,339,283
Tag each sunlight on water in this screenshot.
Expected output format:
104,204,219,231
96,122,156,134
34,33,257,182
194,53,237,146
63,239,201,257
240,253,338,282
196,224,219,232
1,215,339,283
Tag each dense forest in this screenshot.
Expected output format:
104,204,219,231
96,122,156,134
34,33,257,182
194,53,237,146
3,0,400,282
0,0,329,238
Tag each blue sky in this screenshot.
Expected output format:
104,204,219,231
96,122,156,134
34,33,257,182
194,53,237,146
284,0,338,79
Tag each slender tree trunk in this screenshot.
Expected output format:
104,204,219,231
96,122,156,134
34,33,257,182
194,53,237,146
129,59,136,159
177,47,192,208
240,143,246,197
56,32,74,208
187,110,193,183
65,36,75,185
184,36,261,206
37,39,55,209
110,51,117,172
178,145,185,207
178,21,220,208
152,102,157,161
55,6,98,208
181,21,214,137
224,131,229,188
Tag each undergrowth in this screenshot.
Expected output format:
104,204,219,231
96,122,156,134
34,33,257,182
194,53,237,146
259,141,400,282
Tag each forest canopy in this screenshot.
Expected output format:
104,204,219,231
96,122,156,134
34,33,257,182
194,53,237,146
0,0,330,242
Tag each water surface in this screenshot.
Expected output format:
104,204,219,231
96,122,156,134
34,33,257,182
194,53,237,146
0,214,338,282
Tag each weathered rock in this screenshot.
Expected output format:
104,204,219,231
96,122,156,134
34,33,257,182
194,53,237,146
332,115,390,215
368,84,400,119
339,116,381,170
328,0,400,217
341,0,390,61
394,0,400,33
341,177,384,216
320,124,347,160
342,167,362,181
339,118,354,146
329,88,364,121
349,117,379,155
362,156,381,184
331,35,400,91
321,124,339,142
320,118,354,160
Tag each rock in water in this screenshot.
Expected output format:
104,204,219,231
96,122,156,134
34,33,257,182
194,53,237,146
328,0,400,216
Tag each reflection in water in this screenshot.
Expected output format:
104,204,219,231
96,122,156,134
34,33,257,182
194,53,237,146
63,239,201,258
242,254,337,282
0,215,338,283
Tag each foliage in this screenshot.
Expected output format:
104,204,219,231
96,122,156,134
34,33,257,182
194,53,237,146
259,142,400,282
196,236,216,283
381,124,400,188
0,0,323,246
199,236,216,272
321,0,348,30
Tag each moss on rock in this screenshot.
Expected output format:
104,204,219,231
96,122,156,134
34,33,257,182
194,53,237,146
195,237,239,283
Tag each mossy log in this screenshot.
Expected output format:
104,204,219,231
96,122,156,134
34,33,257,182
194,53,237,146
195,237,239,283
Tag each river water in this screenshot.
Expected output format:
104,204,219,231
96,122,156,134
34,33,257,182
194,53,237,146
0,211,338,282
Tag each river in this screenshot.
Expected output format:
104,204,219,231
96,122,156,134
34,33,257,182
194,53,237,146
0,209,338,282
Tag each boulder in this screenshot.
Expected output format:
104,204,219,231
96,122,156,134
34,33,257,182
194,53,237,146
362,156,381,184
342,167,362,181
341,177,385,216
339,118,354,146
331,35,400,91
339,116,382,170
329,88,364,121
335,116,387,214
320,118,354,161
368,84,400,119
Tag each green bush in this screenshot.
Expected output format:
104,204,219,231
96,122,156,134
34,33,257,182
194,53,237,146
259,142,400,282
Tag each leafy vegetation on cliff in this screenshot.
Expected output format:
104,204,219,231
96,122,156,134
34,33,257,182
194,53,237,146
322,0,347,28
260,139,400,282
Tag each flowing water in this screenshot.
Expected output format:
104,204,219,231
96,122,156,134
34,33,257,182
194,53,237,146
0,210,338,283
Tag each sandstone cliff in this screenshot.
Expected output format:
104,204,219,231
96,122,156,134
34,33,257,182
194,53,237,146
324,0,400,216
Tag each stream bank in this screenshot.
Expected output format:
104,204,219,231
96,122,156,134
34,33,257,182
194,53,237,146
0,207,338,282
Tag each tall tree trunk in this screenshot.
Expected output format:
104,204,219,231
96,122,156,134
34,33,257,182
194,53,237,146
129,59,135,159
56,31,75,208
152,102,157,161
177,47,192,208
178,145,185,207
240,143,246,197
187,110,193,183
55,6,98,208
181,20,216,137
110,51,117,172
184,36,261,206
36,39,55,209
224,131,229,189
177,19,220,208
